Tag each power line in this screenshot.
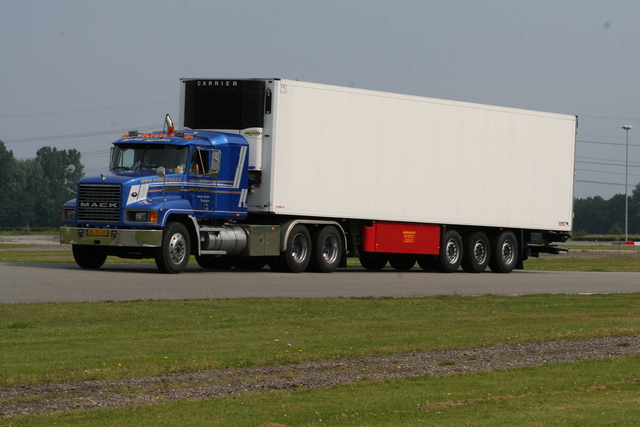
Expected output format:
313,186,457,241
579,115,640,122
577,139,640,147
575,179,634,187
0,100,177,119
3,126,158,144
576,160,640,169
576,168,640,178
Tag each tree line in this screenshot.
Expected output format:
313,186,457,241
0,139,638,235
573,183,640,236
0,140,84,228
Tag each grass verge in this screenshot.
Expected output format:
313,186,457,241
1,294,639,387
525,256,640,272
6,355,640,426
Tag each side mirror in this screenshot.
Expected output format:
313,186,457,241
157,167,166,178
65,164,76,175
208,151,221,179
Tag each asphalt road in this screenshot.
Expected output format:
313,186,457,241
1,262,639,303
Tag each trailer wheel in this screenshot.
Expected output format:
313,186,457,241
72,245,107,269
195,255,233,270
276,224,311,273
310,226,343,273
389,254,416,271
358,253,388,270
417,255,439,271
461,231,490,273
438,229,462,273
155,222,190,274
489,231,518,273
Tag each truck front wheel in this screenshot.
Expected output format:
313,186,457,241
72,245,107,269
155,222,191,274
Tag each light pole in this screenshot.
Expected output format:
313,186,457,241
621,125,633,242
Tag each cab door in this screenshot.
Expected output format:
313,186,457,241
188,148,219,213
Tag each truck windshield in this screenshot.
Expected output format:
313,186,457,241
110,144,189,174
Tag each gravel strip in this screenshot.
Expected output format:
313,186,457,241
2,335,639,417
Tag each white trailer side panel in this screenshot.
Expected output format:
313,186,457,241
253,79,576,233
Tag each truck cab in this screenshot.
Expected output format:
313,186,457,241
60,127,250,273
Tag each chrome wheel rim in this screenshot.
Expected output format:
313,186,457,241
501,240,514,265
445,239,459,264
168,232,187,265
321,234,339,264
291,233,309,263
474,240,488,265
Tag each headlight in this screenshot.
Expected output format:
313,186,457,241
127,210,159,223
62,208,76,221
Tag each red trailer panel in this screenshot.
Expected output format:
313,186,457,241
362,222,440,254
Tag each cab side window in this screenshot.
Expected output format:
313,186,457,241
190,150,209,175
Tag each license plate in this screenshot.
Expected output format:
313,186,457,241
87,229,108,236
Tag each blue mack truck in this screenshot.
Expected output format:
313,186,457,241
60,116,265,273
61,78,576,274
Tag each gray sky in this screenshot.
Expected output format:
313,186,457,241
1,0,639,200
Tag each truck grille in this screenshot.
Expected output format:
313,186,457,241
77,184,121,222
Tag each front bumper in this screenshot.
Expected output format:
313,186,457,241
60,227,163,247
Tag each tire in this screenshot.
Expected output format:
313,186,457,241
155,222,191,274
461,231,490,273
195,255,233,270
72,245,107,269
417,255,439,271
359,253,388,270
438,229,462,273
388,254,416,271
310,226,343,273
275,224,311,273
489,231,518,273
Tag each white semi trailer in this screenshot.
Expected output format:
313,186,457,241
179,78,576,273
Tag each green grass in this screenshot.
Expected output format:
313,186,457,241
525,256,640,272
2,295,640,425
2,295,639,387
0,229,59,236
6,354,640,426
0,246,155,264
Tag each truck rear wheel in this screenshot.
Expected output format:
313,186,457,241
461,231,490,273
489,231,518,273
72,245,107,269
438,229,462,273
275,224,311,273
389,254,416,270
417,255,439,271
310,226,343,273
359,253,388,270
155,222,191,274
